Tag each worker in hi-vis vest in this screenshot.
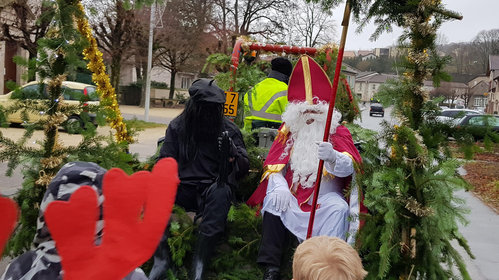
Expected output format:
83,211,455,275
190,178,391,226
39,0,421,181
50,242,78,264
243,57,293,131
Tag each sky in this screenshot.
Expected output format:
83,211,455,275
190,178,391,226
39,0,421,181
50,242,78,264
331,0,499,51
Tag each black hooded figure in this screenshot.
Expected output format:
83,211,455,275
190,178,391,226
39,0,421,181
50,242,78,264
149,79,249,280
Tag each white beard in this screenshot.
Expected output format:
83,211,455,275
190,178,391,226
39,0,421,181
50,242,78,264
281,101,342,189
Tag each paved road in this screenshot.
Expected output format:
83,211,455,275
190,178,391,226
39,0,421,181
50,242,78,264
1,105,497,279
454,190,499,280
356,104,398,131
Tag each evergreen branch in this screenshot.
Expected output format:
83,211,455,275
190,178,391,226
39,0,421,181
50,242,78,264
443,239,472,280
236,238,259,255
452,231,474,260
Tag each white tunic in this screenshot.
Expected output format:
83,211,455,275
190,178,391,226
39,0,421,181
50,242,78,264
261,151,359,243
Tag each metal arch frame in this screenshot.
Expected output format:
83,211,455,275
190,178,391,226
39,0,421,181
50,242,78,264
229,40,318,92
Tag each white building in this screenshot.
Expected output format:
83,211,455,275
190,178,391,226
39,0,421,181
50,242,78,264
354,72,398,102
0,1,35,94
487,55,499,114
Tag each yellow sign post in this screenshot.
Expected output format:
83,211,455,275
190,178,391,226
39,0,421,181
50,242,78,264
224,91,238,117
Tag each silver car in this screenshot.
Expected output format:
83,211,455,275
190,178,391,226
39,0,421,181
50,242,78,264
435,109,480,126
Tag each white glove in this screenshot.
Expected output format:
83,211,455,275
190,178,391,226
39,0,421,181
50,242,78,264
272,188,292,212
317,141,336,163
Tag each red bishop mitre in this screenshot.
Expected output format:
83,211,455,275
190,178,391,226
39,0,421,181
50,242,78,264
287,55,332,104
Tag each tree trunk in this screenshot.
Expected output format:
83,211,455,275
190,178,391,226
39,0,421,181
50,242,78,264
169,70,176,99
234,0,239,35
136,64,142,81
27,52,37,82
222,0,228,54
139,60,147,107
110,56,121,103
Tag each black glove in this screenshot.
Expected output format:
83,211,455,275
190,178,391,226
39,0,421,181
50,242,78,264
218,133,238,158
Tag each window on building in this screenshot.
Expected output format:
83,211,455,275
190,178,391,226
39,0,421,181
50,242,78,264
181,76,193,89
474,97,487,107
372,84,376,90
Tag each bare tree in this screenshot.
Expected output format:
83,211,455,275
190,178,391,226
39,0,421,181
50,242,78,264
439,42,482,75
211,0,231,53
235,0,287,36
472,29,499,73
282,0,335,47
84,0,136,90
155,0,213,99
0,0,53,80
430,82,460,108
460,86,473,109
211,0,289,53
435,32,449,46
451,44,473,74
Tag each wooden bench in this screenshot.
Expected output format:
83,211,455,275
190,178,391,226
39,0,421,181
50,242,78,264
150,98,180,108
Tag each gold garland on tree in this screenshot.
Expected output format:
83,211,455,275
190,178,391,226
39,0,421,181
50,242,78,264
74,2,133,143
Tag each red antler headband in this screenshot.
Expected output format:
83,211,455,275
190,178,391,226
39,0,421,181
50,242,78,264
44,158,179,280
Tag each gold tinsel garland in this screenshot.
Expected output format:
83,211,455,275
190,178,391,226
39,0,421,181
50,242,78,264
40,156,64,170
75,2,133,143
38,74,67,186
36,170,54,187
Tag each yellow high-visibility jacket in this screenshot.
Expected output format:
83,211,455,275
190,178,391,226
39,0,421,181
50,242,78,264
243,77,288,131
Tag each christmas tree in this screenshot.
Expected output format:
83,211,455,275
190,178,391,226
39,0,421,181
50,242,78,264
1,0,136,256
307,0,474,278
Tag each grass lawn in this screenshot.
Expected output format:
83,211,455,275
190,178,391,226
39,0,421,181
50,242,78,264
454,143,499,213
124,118,166,130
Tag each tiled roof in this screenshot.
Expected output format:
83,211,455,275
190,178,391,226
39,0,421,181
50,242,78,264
341,63,359,74
357,71,377,78
356,73,398,83
343,51,356,58
357,50,374,56
441,81,468,88
470,80,488,90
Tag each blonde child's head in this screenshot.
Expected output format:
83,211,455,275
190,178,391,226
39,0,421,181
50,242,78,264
292,236,367,280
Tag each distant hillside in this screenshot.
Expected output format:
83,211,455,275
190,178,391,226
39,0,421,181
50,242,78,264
343,56,400,75
344,29,499,77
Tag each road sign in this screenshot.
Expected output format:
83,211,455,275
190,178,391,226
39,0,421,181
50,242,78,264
224,91,238,117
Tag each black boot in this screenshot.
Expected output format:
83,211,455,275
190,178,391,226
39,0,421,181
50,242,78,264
190,234,218,280
149,229,171,280
262,265,280,280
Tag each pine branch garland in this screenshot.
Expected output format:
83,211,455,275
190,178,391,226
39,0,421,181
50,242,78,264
1,0,139,256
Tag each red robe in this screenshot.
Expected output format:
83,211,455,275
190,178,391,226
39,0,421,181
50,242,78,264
247,125,367,219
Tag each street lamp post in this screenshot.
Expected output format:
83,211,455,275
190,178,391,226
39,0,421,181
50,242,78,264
144,2,156,122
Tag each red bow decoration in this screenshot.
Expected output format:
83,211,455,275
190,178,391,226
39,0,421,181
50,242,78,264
0,196,19,256
44,158,179,280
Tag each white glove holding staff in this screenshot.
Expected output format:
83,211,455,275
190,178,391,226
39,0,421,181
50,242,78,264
272,188,292,212
317,141,336,163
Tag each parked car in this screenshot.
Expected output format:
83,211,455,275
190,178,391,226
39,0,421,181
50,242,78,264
0,81,100,133
369,103,384,117
435,109,480,125
454,114,499,140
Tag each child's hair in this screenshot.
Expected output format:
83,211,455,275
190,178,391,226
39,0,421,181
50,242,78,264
292,236,367,280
